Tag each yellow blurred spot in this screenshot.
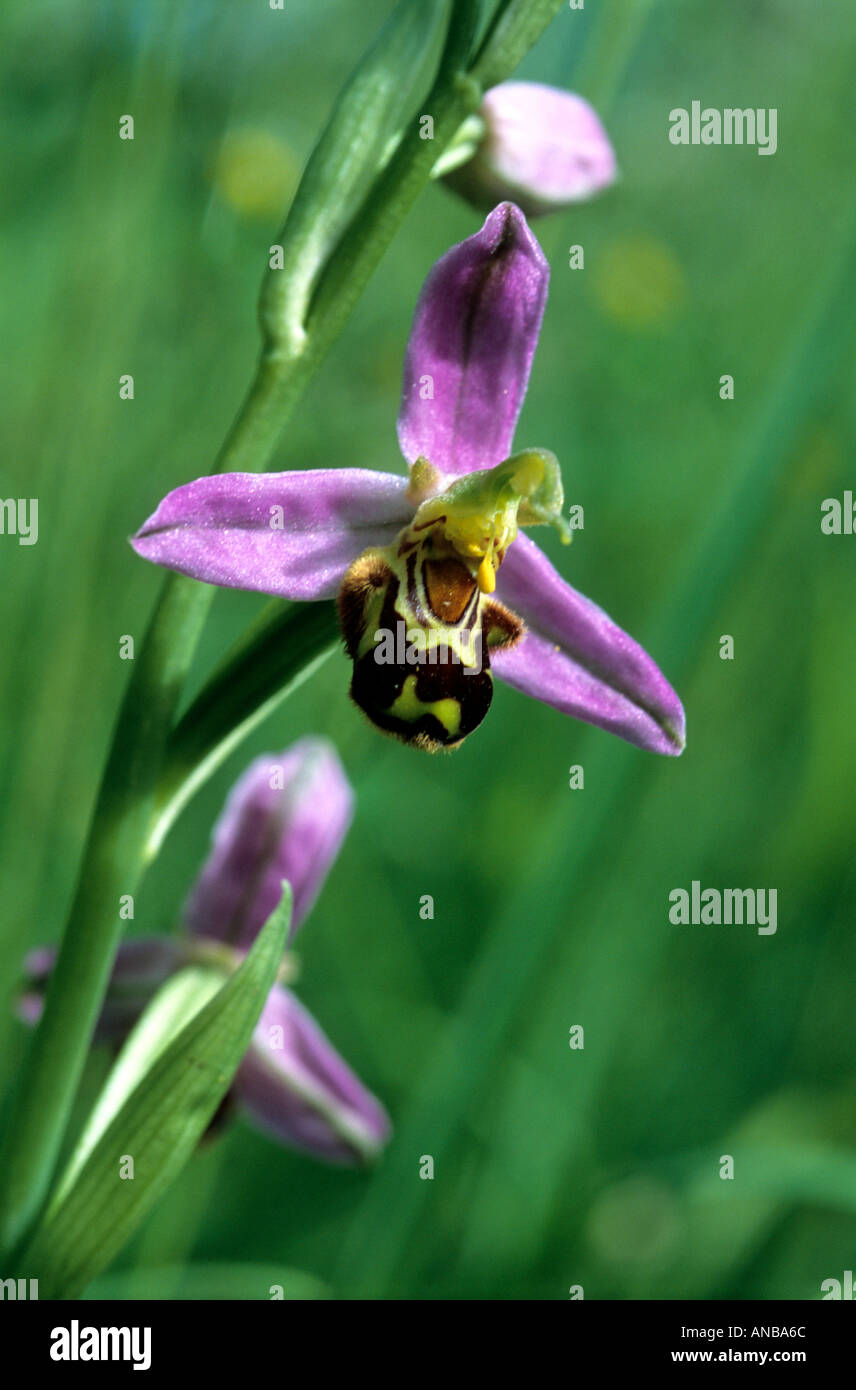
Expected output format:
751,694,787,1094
210,128,298,221
592,235,686,329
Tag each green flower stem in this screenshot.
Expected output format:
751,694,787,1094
0,0,567,1262
259,0,452,356
0,573,210,1257
308,0,568,334
0,311,323,1263
0,284,335,1257
212,352,317,475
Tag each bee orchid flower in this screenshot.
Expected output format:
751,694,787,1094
132,202,685,756
20,739,390,1166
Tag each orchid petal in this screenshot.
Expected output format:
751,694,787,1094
18,937,184,1042
397,202,548,479
445,83,617,218
184,738,353,949
132,469,412,600
236,985,391,1165
493,534,685,755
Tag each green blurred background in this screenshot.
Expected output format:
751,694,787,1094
2,0,855,1300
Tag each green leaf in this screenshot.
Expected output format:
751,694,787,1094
52,964,229,1205
0,573,217,1260
147,601,339,858
305,0,482,341
20,890,291,1300
471,0,565,90
260,0,452,353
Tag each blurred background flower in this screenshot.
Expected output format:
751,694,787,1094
208,127,298,222
20,739,390,1167
591,233,686,329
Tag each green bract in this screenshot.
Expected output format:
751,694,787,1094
19,891,291,1299
260,0,452,353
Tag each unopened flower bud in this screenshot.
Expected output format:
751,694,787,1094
442,82,616,218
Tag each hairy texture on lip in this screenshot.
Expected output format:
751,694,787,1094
337,550,393,660
339,546,509,752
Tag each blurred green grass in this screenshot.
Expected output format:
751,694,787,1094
1,0,855,1299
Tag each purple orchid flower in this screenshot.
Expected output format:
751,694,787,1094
443,82,617,218
132,202,684,756
20,738,390,1166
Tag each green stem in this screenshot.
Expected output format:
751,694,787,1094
0,574,209,1256
213,353,312,475
0,325,314,1260
0,0,567,1261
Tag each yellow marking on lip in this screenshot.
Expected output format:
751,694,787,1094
477,554,496,594
387,676,461,738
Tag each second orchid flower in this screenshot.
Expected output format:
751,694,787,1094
21,739,389,1166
